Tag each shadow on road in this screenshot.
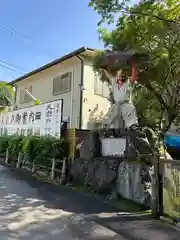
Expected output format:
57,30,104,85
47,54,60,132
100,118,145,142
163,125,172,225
6,165,119,215
0,165,179,240
0,165,121,239
94,212,180,240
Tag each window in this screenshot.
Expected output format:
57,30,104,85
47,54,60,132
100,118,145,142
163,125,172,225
24,86,32,103
19,86,32,104
53,72,71,95
94,74,109,98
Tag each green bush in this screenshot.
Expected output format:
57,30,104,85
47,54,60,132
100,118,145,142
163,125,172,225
0,135,67,166
0,136,10,154
28,136,54,165
8,136,24,158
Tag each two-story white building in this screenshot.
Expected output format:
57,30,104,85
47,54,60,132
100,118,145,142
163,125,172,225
10,47,110,129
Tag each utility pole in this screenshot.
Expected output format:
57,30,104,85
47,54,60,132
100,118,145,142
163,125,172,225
151,153,160,218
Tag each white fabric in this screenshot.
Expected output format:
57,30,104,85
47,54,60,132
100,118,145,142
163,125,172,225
121,103,138,128
111,77,132,103
103,72,138,129
103,102,138,129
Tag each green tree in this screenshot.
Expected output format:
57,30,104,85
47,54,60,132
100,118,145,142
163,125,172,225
0,81,14,112
89,0,180,137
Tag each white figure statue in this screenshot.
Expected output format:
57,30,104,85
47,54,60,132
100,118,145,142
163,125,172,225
104,68,138,129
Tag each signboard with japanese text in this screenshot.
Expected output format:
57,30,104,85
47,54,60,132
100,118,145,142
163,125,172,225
0,99,63,137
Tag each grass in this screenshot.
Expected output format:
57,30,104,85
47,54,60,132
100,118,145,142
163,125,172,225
163,189,180,219
71,184,151,213
112,198,151,213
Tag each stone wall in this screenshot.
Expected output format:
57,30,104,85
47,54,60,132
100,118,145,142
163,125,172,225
70,157,122,193
116,161,153,207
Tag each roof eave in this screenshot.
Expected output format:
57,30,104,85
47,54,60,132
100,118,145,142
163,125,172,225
10,46,95,85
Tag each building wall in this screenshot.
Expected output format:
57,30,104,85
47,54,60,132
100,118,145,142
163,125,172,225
13,56,111,130
14,57,82,128
81,59,110,129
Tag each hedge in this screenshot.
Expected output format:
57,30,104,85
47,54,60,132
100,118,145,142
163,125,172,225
0,135,68,166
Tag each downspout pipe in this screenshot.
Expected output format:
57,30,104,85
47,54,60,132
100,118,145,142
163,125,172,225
13,86,17,109
76,55,84,129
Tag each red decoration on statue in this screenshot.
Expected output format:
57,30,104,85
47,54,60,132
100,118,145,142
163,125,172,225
116,76,123,90
116,59,138,90
130,61,137,84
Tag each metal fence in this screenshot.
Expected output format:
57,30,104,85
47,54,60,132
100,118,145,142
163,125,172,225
160,160,180,219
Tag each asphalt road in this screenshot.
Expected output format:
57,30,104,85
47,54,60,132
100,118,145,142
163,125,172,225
0,164,180,240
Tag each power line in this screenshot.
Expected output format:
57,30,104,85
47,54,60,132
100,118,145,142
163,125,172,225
0,23,58,58
0,59,26,74
0,62,24,75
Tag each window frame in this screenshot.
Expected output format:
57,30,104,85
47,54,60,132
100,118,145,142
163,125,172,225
94,74,109,99
19,86,32,104
52,72,72,95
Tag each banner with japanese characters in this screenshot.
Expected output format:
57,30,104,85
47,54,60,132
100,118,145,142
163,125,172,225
0,99,63,137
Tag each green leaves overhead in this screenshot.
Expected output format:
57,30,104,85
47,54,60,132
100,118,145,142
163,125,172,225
89,0,180,133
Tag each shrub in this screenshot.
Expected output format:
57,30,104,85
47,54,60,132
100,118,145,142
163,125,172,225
8,136,24,158
29,136,54,166
0,135,67,166
0,136,10,154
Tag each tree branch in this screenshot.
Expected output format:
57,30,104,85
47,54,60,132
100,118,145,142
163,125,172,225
120,6,179,24
146,82,169,110
130,11,178,24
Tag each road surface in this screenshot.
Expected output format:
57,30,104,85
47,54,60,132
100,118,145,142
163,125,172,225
0,165,179,239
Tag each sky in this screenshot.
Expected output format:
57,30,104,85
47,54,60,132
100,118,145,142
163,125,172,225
0,0,105,81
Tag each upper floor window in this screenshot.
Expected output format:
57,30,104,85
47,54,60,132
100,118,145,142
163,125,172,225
19,86,32,104
94,74,109,98
53,72,72,95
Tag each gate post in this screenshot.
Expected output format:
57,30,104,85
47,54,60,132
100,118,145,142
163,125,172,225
151,154,160,218
158,159,164,216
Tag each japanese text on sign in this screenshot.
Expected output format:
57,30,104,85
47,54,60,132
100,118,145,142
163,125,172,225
0,99,62,137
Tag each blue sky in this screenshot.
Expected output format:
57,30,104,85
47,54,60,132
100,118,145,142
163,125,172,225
0,0,104,81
